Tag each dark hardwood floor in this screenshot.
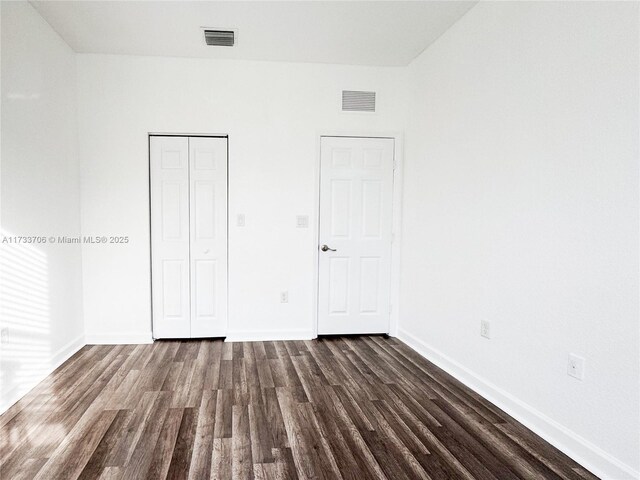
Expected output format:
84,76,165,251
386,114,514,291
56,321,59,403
0,336,597,479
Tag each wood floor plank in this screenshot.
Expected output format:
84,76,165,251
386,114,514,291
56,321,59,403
97,466,122,480
120,391,173,480
145,408,184,480
257,362,276,390
305,395,361,478
263,342,279,360
248,393,275,464
172,359,197,408
232,404,254,480
267,358,288,388
377,385,474,480
105,391,159,467
296,402,342,479
11,457,48,480
213,388,233,440
496,422,587,480
188,389,217,479
323,386,387,480
167,406,198,480
261,387,289,449
275,387,321,480
78,409,133,479
161,361,186,393
211,437,232,480
33,409,119,480
203,341,223,390
0,337,599,480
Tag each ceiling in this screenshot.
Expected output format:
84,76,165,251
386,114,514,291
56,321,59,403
30,1,476,67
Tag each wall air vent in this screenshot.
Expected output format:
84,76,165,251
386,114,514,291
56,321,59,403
204,30,235,47
342,90,376,113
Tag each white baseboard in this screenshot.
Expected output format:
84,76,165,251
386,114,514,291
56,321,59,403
396,328,639,480
225,329,314,342
85,332,153,344
0,334,85,415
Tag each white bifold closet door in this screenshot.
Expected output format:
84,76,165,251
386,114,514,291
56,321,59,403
150,136,227,339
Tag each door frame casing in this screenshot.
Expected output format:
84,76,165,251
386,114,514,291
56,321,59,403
148,133,230,340
313,132,404,338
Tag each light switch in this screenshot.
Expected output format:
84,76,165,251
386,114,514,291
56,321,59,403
296,215,309,228
237,214,246,227
567,354,585,380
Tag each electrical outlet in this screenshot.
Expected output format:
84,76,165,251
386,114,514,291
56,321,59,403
480,320,491,339
567,354,585,380
296,215,309,228
280,291,289,303
0,328,8,344
237,214,245,227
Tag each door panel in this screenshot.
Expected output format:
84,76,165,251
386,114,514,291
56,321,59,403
189,137,227,337
150,136,190,338
329,257,350,314
359,257,380,313
362,180,383,238
194,259,216,317
318,137,394,334
193,181,216,239
330,180,352,237
162,260,187,317
161,182,185,239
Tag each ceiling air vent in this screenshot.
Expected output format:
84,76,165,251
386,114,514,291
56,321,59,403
204,30,235,47
342,90,376,113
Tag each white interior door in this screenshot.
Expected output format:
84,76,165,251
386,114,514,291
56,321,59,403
189,137,228,337
318,136,394,335
151,135,228,339
150,136,191,338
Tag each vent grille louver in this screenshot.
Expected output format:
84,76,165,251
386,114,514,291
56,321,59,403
342,90,376,112
204,30,235,47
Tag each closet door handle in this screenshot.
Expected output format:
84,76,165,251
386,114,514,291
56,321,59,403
204,249,210,254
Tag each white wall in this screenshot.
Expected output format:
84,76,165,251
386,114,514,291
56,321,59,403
0,1,83,411
76,54,408,343
400,2,639,478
